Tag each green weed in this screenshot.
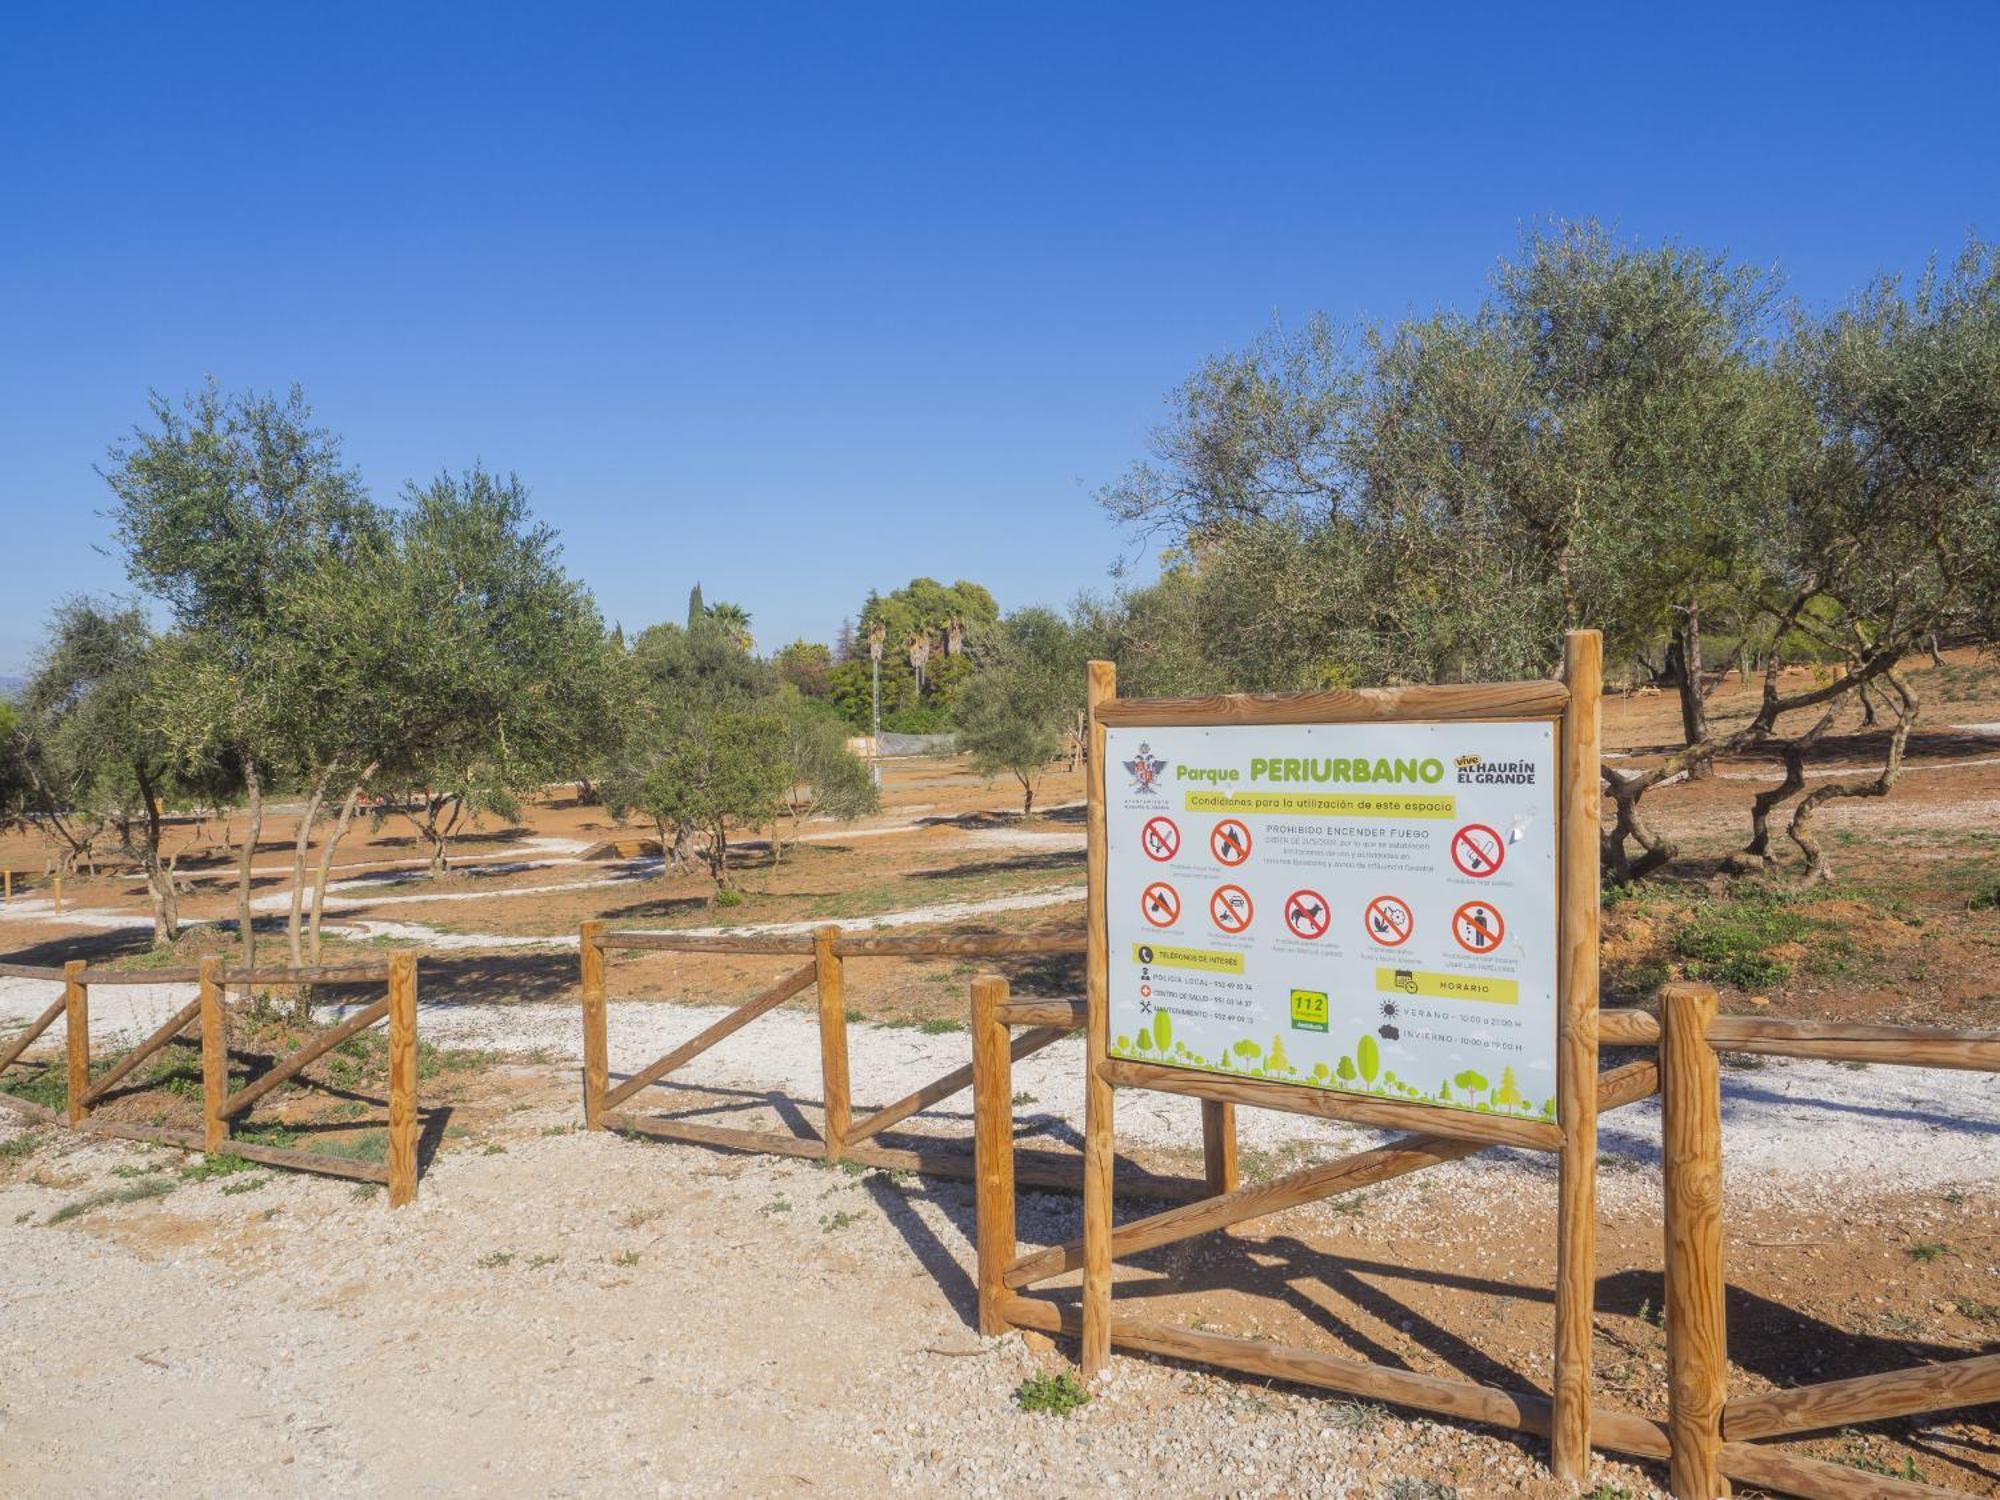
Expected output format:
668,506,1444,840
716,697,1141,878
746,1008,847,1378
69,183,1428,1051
1952,1296,1998,1322
478,1250,515,1268
1013,1369,1090,1417
1906,1241,1952,1263
611,1249,641,1267
819,1209,862,1232
179,1153,257,1183
0,1133,45,1162
48,1176,176,1224
219,1175,269,1195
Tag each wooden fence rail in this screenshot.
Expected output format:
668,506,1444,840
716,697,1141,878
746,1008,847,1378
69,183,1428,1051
973,971,1998,1500
1656,981,2000,1500
0,953,424,1206
578,920,1207,1199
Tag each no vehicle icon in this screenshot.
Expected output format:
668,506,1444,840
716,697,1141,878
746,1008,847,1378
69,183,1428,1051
1142,881,1181,928
1210,818,1252,867
1283,889,1331,940
1363,894,1413,947
1142,815,1181,862
1452,899,1505,954
1210,884,1254,934
1451,823,1505,878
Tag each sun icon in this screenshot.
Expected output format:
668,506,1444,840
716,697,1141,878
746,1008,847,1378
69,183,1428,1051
1379,999,1400,1021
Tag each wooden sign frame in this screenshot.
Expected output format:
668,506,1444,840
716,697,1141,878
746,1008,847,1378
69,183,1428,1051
1070,630,1606,1479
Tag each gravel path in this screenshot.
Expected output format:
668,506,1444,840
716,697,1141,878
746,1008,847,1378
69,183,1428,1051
0,1107,1671,1499
7,977,1993,1215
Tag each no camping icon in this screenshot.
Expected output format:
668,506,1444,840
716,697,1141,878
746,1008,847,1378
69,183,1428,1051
1452,899,1505,954
1141,815,1181,862
1283,889,1331,940
1450,823,1505,878
1141,881,1181,928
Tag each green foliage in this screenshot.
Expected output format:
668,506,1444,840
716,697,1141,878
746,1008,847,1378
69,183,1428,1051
14,600,192,941
1905,1241,1952,1263
1013,1369,1090,1417
772,638,834,698
1672,888,1823,990
773,690,878,850
828,577,996,730
955,607,1093,812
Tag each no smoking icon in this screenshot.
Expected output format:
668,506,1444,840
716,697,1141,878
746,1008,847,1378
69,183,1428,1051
1451,823,1505,878
1284,889,1330,940
1141,816,1180,862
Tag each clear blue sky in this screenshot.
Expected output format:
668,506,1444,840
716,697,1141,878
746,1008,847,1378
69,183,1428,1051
2,2,1994,674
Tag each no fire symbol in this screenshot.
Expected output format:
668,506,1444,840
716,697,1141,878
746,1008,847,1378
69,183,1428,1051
1284,889,1331,940
1141,881,1181,928
1209,884,1253,934
1209,818,1252,867
1141,815,1181,862
1364,894,1413,947
1452,899,1505,954
1451,823,1505,878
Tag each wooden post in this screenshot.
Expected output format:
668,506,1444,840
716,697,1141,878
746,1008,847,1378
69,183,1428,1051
579,919,609,1129
1081,659,1116,1375
1662,981,1726,1500
971,972,1016,1336
62,959,88,1124
53,872,62,913
1553,627,1603,1481
815,924,851,1161
199,958,227,1153
3,869,10,901
1201,1101,1239,1196
386,952,419,1207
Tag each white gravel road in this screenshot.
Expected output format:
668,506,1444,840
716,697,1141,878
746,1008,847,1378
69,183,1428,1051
6,975,1992,1214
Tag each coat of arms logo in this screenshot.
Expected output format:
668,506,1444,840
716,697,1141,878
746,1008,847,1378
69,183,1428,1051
1123,742,1167,794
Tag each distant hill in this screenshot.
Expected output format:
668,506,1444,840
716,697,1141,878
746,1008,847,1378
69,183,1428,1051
0,675,24,701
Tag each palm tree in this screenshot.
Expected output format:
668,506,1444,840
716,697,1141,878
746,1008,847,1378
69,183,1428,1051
705,600,753,651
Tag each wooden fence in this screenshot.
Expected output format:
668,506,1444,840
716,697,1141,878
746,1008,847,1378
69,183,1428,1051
576,920,1212,1200
0,954,424,1205
969,972,2000,1500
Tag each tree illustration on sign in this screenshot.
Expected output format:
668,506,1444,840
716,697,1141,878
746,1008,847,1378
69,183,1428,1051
1492,1067,1525,1111
1356,1034,1380,1087
1153,1009,1173,1053
1266,1035,1291,1075
1335,1056,1356,1084
1452,1069,1489,1105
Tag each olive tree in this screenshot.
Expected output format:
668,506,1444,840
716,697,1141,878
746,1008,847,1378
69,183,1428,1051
104,381,379,963
15,602,190,943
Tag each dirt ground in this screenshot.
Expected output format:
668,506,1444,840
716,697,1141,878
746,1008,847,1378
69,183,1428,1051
1,648,1997,1496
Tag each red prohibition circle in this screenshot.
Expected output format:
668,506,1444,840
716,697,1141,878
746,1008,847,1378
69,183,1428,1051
1209,883,1254,933
1451,823,1505,878
1141,815,1181,862
1452,899,1505,954
1363,894,1414,947
1209,818,1252,866
1283,889,1331,940
1141,881,1181,928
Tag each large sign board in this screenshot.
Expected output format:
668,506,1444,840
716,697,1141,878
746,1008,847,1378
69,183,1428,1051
1105,721,1559,1122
